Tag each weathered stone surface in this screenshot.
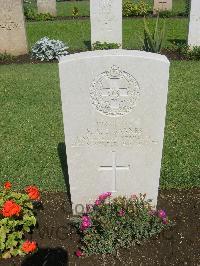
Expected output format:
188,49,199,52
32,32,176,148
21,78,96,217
188,0,200,47
0,0,28,56
37,0,56,16
153,0,172,14
90,0,122,47
59,50,170,213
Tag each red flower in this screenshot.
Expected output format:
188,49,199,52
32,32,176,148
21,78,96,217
75,249,83,257
22,240,37,253
25,186,40,200
2,200,21,217
4,181,12,190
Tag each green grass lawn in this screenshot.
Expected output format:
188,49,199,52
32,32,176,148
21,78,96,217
57,1,90,17
56,0,187,17
0,61,199,191
26,17,188,52
25,0,187,17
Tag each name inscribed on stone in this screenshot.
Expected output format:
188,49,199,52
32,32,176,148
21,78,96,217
99,0,112,27
72,121,158,147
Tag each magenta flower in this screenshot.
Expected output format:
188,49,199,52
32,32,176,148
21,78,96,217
82,216,89,221
94,192,112,206
80,215,91,231
98,192,112,201
118,209,125,217
95,199,101,206
75,249,83,257
158,210,167,219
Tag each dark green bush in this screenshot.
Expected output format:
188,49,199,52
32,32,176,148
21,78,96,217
24,6,55,21
185,0,190,16
92,41,120,50
171,42,200,60
159,10,176,18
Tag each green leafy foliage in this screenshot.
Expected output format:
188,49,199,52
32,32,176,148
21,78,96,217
24,6,55,21
72,7,79,18
170,41,200,60
123,0,150,17
0,53,15,62
0,184,38,259
92,41,120,50
142,15,166,53
72,193,173,256
158,10,176,18
184,0,190,16
188,46,200,60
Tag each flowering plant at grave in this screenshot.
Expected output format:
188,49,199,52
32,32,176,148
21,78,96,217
72,192,173,256
31,37,69,61
0,181,40,259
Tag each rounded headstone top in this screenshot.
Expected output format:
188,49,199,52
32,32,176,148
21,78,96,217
59,50,170,65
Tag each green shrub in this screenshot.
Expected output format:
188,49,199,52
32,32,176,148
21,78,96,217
0,182,40,259
24,6,55,21
171,42,200,60
36,12,55,21
159,10,175,18
188,46,200,60
92,41,120,50
31,37,69,61
123,1,134,17
123,0,149,17
72,7,79,18
171,41,189,57
0,53,15,62
142,15,166,53
185,0,190,16
72,192,173,257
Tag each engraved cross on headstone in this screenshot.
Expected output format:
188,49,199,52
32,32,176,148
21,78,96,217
99,151,130,192
101,78,128,109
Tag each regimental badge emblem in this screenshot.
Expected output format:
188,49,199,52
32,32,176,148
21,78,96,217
89,65,140,116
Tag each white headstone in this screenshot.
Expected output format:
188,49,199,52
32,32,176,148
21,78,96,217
90,0,122,47
37,0,56,16
153,0,172,14
0,0,28,56
59,50,170,213
188,0,200,47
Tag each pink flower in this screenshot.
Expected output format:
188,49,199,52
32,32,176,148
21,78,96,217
158,210,167,219
98,192,112,201
80,215,91,231
118,209,125,217
75,249,83,257
95,199,101,206
94,192,112,206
